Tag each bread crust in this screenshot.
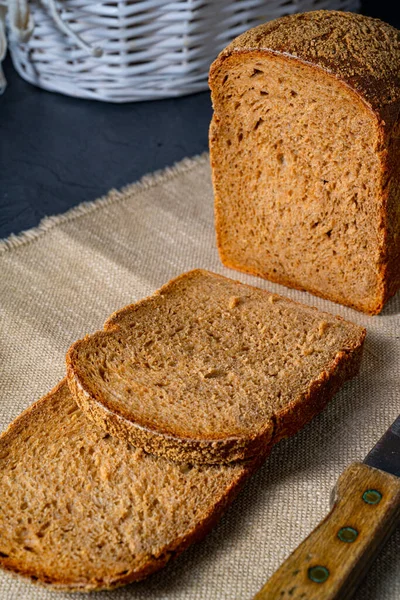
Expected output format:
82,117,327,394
273,344,364,442
209,11,400,314
68,332,365,462
212,11,400,126
0,380,259,591
67,370,273,465
67,270,275,464
67,270,366,465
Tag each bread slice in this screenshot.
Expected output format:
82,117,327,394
0,380,257,591
209,11,400,314
67,269,365,465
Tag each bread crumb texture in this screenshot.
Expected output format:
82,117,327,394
0,381,250,590
209,11,400,314
67,270,365,463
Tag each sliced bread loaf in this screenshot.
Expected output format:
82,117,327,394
209,11,400,314
0,380,256,591
67,269,365,465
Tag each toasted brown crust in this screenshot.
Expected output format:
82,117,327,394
1,480,252,592
67,370,274,464
213,11,400,125
67,269,366,465
66,270,275,464
209,12,400,315
0,380,259,591
380,117,400,311
273,342,365,441
68,335,365,462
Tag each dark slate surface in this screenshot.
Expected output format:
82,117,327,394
0,1,399,239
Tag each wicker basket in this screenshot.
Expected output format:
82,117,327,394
5,0,360,102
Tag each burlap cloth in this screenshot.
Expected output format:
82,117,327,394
0,154,399,599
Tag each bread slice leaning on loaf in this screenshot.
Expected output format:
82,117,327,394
67,269,366,465
0,381,258,591
209,10,400,314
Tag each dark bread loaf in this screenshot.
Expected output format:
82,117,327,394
209,10,400,314
0,381,257,591
67,269,365,465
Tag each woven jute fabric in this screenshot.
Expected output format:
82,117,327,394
0,154,399,599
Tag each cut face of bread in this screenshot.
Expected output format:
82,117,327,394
67,270,365,464
210,54,383,313
209,11,400,314
0,381,253,591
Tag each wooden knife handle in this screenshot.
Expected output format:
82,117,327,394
254,463,400,600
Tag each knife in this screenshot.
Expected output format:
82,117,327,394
254,414,400,600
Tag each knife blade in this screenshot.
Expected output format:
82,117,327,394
253,414,400,600
364,414,400,476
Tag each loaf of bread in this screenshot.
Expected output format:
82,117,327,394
209,10,400,314
67,269,365,465
0,381,257,591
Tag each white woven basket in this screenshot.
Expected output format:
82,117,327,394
5,0,360,102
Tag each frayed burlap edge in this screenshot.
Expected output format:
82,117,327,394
0,153,209,255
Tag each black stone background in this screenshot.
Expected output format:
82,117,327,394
0,1,399,239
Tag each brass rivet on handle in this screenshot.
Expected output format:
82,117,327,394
362,489,382,505
308,565,330,583
338,526,358,543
